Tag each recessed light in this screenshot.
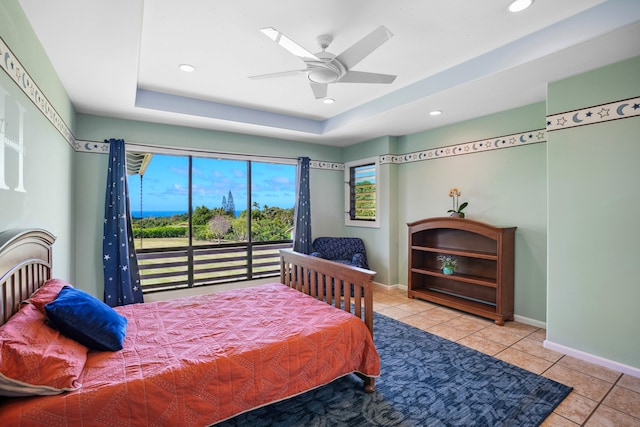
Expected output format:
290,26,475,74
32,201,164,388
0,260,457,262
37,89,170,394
508,0,533,13
323,98,335,104
429,110,442,116
179,64,196,73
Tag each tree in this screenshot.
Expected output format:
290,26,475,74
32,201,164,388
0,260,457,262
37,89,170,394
221,196,228,212
230,217,248,241
226,191,235,216
208,215,231,243
248,205,294,241
192,205,213,225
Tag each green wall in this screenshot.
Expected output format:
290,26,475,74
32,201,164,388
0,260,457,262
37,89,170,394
0,0,75,127
342,136,400,286
547,56,640,369
0,0,76,280
394,103,548,322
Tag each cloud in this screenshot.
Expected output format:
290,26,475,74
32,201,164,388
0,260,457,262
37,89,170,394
253,175,294,192
169,166,189,176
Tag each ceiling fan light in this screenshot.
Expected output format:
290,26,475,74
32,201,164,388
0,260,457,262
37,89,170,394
308,69,339,84
429,110,442,116
323,98,335,104
508,0,534,13
179,64,196,73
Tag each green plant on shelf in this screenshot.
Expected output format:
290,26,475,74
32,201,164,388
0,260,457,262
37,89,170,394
436,255,457,275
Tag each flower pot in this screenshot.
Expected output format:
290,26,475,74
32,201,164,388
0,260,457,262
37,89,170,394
442,266,454,275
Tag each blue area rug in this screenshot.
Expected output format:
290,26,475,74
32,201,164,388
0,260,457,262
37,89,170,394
216,313,571,426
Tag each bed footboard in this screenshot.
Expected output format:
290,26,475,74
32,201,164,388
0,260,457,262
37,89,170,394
279,248,377,393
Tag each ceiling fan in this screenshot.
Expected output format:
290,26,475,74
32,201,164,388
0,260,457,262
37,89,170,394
250,25,396,99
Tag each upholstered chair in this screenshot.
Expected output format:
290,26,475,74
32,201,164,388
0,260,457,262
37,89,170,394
310,237,369,269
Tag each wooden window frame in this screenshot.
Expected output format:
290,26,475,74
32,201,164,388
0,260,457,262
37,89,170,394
344,157,380,228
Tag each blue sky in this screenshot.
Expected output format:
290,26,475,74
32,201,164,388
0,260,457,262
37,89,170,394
128,154,296,214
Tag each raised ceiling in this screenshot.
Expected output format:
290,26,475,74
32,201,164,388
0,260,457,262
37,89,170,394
18,0,640,146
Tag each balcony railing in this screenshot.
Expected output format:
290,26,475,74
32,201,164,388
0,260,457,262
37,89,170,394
136,240,293,293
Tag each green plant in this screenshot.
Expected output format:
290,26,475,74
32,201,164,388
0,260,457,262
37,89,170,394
447,187,468,218
436,255,458,271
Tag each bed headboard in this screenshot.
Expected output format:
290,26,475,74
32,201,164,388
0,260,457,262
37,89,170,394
0,229,56,325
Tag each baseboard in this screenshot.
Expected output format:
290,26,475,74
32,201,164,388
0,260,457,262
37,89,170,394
513,315,546,329
377,287,549,330
373,282,407,291
544,340,640,379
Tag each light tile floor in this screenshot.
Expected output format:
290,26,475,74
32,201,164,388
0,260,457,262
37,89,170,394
372,287,640,426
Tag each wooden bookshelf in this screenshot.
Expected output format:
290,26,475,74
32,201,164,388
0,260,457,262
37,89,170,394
407,217,516,325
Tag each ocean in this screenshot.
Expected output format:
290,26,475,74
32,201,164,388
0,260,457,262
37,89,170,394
132,210,186,218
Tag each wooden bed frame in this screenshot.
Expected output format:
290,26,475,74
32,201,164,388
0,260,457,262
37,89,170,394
280,248,375,334
279,248,377,392
0,228,56,326
0,230,378,393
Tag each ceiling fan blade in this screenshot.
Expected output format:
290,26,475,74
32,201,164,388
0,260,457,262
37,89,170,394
310,82,327,99
260,27,319,61
249,69,308,80
335,25,393,70
337,70,396,84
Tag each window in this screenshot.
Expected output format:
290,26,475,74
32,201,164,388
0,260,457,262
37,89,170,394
345,157,379,228
127,149,296,292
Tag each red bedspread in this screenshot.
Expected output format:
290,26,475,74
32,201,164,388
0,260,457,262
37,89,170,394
0,283,380,426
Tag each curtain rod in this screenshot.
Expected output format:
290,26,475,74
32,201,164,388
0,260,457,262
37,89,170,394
83,139,345,170
96,139,300,165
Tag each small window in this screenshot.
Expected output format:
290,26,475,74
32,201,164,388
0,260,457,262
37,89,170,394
345,157,379,228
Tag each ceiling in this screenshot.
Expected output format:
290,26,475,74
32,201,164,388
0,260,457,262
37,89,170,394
18,0,640,147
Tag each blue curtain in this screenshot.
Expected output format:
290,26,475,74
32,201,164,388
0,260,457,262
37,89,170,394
293,156,312,254
103,139,144,307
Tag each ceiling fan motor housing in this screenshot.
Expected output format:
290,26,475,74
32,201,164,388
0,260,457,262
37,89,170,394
307,50,345,83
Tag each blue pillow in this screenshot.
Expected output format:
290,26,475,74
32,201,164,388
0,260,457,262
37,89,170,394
45,286,127,351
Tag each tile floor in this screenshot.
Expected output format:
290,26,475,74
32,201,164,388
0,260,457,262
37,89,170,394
372,287,640,426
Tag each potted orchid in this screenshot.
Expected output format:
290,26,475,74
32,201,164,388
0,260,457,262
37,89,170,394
447,187,468,218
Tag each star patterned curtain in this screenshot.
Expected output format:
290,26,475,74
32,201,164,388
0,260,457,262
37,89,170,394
103,138,144,307
293,157,312,254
